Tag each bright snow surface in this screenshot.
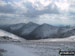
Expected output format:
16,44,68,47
32,35,75,42
0,29,25,41
0,44,38,56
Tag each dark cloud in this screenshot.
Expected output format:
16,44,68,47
0,4,16,14
24,2,60,18
0,16,8,19
69,12,75,16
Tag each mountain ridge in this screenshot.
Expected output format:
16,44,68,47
0,22,75,40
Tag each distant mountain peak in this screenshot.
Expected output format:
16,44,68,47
28,22,34,24
40,23,54,27
27,22,39,25
42,23,51,25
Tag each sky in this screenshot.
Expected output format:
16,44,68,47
0,0,75,25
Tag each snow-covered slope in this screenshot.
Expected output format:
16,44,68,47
33,35,75,42
67,35,75,40
0,44,37,56
61,28,75,38
0,29,23,40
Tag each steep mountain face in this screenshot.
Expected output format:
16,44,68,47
9,23,26,35
58,26,71,33
0,23,26,36
28,24,59,39
57,26,71,37
0,22,75,40
8,22,39,36
20,22,39,37
9,23,25,31
56,25,75,38
61,28,75,38
0,24,11,31
0,22,39,39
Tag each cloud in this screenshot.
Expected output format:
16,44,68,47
0,0,75,25
0,0,7,6
0,4,16,14
0,0,71,17
0,0,28,14
0,13,28,24
24,1,60,18
27,0,52,10
23,0,73,18
32,14,75,25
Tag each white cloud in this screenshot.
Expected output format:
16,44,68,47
0,0,75,25
28,0,52,10
55,0,70,11
0,0,7,6
33,14,75,25
69,1,75,13
27,0,71,12
8,0,28,14
0,13,14,17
